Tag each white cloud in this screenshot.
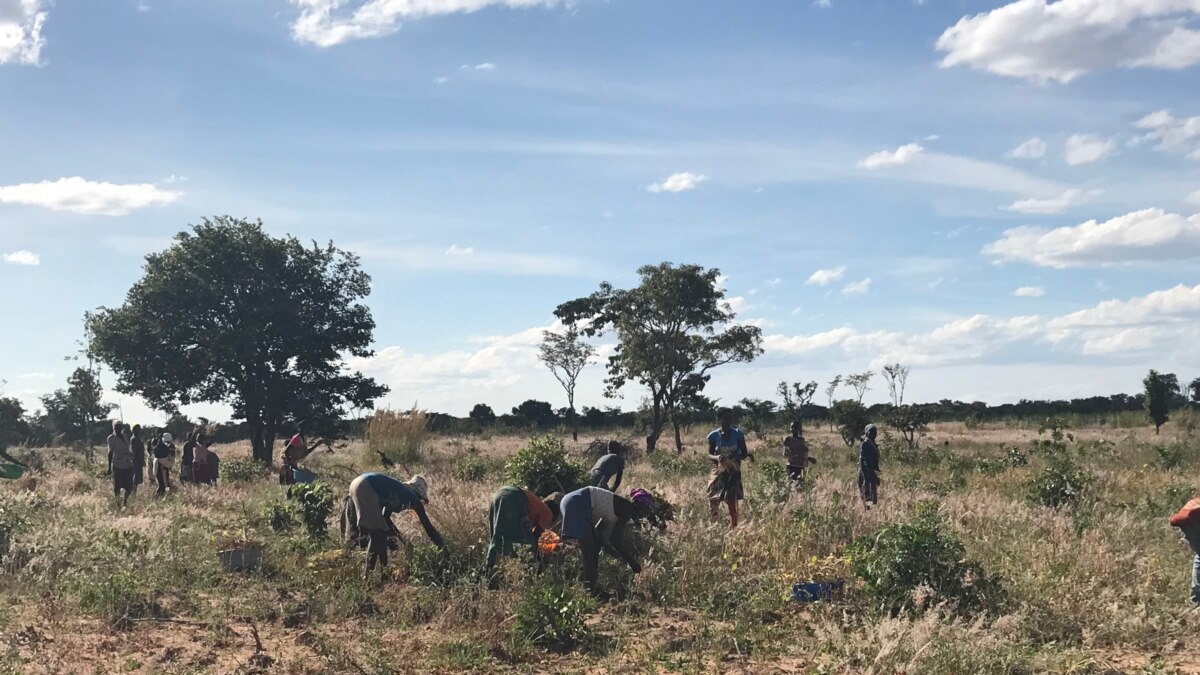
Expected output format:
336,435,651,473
355,243,600,277
858,143,924,170
647,172,706,193
1007,188,1091,214
842,278,871,295
806,266,846,286
0,0,46,65
2,250,39,266
0,177,181,216
1134,109,1200,158
433,76,449,84
1014,286,1045,297
984,208,1200,268
814,0,832,7
1064,134,1115,165
936,0,1200,83
461,62,495,71
1189,189,1200,206
1008,137,1047,160
290,0,561,47
765,277,782,287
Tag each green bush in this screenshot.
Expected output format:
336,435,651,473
71,571,159,626
451,450,488,482
1153,443,1185,470
222,457,267,483
0,493,35,559
831,399,870,446
749,461,790,505
1027,424,1093,509
510,578,596,652
848,502,1005,617
504,436,586,496
287,481,335,538
649,451,710,477
263,501,297,533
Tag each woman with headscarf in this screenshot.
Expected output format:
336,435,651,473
558,486,655,596
152,432,177,497
342,473,447,579
485,485,559,570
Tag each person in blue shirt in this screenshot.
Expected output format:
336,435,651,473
707,408,754,529
859,424,881,508
342,472,447,579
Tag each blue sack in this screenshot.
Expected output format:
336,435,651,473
792,580,844,603
292,467,317,484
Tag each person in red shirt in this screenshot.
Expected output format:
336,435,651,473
1170,498,1200,606
486,485,559,570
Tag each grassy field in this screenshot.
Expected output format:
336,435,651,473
1,418,1200,674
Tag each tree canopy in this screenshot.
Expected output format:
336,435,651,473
87,217,387,463
554,262,763,452
1143,369,1179,434
539,326,595,441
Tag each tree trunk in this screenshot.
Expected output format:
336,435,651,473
671,410,684,453
645,390,665,454
568,394,578,442
248,408,271,464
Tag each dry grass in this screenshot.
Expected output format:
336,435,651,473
366,405,428,467
0,421,1199,673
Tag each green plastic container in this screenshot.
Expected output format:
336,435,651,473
0,464,26,480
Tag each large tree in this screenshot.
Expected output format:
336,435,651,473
539,326,595,441
555,262,763,453
88,217,387,463
1144,369,1180,434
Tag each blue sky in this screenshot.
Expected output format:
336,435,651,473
2,0,1200,423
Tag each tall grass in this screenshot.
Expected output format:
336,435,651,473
366,405,428,466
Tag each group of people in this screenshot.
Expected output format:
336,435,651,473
335,407,885,596
105,422,219,504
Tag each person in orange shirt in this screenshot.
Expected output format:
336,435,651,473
1170,497,1200,606
485,485,559,570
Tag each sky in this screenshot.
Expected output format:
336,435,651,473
2,0,1200,424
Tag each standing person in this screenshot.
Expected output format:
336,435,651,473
589,441,626,492
343,473,446,579
192,432,212,485
107,422,136,506
129,424,146,490
558,486,654,596
1170,497,1200,607
707,408,753,529
859,424,881,508
485,485,558,570
280,430,307,485
152,432,177,497
180,431,197,484
783,421,815,482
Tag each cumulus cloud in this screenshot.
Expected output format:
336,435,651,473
1014,286,1044,297
0,177,181,215
1189,189,1200,205
1064,134,1116,165
461,62,495,70
1007,188,1091,214
2,250,39,266
765,283,1200,367
647,172,706,193
842,278,872,295
355,243,601,277
984,208,1200,268
936,0,1200,83
1134,109,1200,159
0,0,46,65
858,143,924,169
1008,137,1047,159
806,266,846,286
290,0,561,47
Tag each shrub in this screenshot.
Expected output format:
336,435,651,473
368,406,428,466
831,400,870,446
649,451,710,477
505,436,586,496
263,501,297,533
222,457,267,484
848,502,1005,617
748,461,790,506
71,571,159,627
510,578,596,652
450,449,488,482
0,493,34,559
1027,424,1093,509
1153,442,1185,471
287,481,335,539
